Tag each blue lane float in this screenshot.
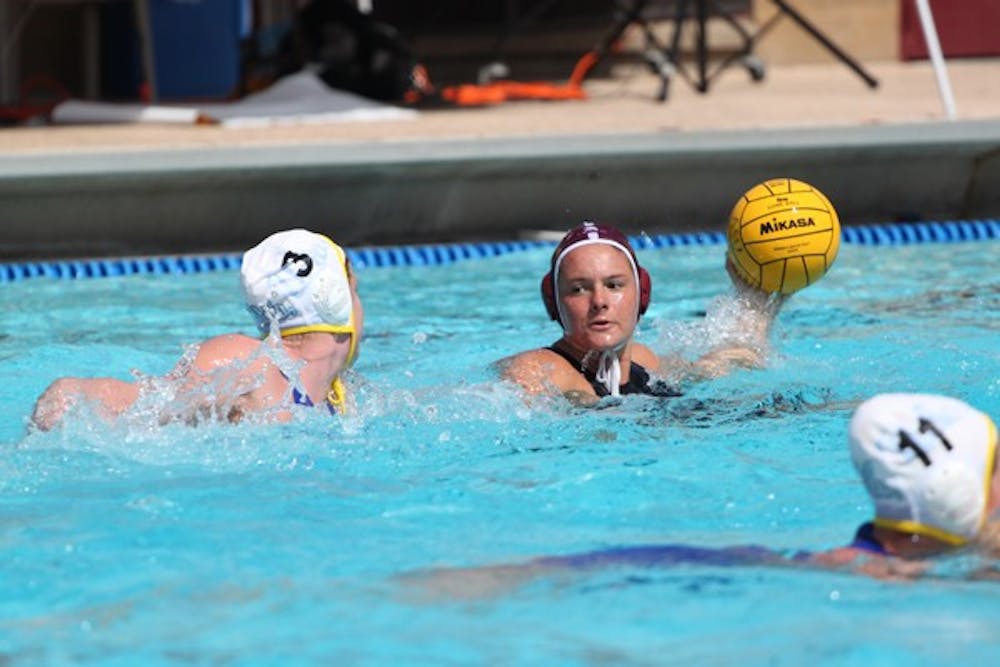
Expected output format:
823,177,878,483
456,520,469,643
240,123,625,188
2,219,998,283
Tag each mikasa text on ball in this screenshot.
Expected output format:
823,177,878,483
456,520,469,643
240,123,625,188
727,178,841,294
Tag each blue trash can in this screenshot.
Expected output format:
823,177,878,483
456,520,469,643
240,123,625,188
147,0,244,100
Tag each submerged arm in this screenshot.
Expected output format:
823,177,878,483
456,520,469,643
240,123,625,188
401,543,786,601
31,376,141,431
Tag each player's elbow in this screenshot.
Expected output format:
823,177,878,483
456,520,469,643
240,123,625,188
31,377,81,431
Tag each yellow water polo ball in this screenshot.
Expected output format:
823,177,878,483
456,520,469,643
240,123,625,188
726,177,841,294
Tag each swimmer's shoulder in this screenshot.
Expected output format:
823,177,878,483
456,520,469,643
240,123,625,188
192,333,266,370
496,347,593,396
629,342,661,373
193,334,294,416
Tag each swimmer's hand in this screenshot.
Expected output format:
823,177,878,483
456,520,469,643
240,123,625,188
715,255,788,369
726,255,788,317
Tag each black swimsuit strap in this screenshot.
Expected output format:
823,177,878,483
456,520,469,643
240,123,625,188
545,345,681,398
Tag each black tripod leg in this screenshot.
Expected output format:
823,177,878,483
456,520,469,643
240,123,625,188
589,0,676,102
706,0,764,83
634,22,673,101
484,0,563,77
770,0,878,88
588,1,648,69
695,0,709,92
660,0,693,97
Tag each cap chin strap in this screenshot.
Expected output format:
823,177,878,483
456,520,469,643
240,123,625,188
327,378,348,414
594,349,623,398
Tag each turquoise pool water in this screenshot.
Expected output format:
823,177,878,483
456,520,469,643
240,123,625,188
1,235,999,664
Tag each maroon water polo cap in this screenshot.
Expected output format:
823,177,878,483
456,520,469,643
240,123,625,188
539,221,652,326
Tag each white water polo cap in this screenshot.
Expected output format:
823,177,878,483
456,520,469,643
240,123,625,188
241,229,357,357
849,393,998,546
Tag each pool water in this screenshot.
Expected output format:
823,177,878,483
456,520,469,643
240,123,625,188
1,238,998,664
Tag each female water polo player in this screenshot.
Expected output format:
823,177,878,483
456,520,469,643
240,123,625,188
404,394,1000,598
497,221,785,403
31,229,364,430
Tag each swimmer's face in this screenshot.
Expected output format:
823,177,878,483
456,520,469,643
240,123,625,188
557,244,638,351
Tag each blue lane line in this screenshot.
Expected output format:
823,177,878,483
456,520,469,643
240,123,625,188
2,219,998,283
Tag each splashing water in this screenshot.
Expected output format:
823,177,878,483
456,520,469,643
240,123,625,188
0,239,998,663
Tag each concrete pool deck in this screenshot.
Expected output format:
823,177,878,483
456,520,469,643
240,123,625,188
2,57,1000,259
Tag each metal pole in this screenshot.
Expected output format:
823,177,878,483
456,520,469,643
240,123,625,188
914,0,957,120
133,0,158,102
0,1,33,105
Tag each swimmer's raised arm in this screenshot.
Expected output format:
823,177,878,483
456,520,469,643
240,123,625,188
658,263,788,383
627,256,784,387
